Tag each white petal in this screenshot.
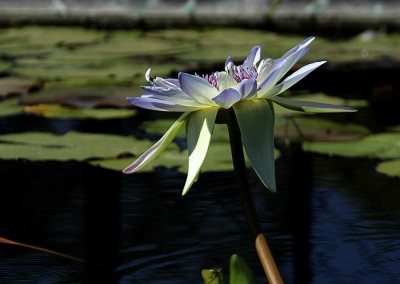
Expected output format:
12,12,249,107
257,58,286,85
182,107,219,195
212,88,242,109
123,112,190,174
233,100,276,192
266,61,326,97
270,96,357,113
145,68,154,84
217,71,237,91
256,61,287,98
179,72,219,106
225,56,234,70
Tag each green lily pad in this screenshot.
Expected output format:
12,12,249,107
275,116,369,142
0,99,24,117
0,131,153,161
0,60,11,73
303,133,400,158
22,104,136,119
376,159,400,178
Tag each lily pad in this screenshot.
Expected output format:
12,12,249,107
0,99,24,117
303,133,400,158
0,131,153,162
376,159,400,178
275,116,369,142
0,77,44,99
23,104,136,119
0,60,11,74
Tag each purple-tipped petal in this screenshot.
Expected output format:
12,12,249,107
141,85,198,105
237,78,257,99
282,37,315,59
127,96,200,112
243,46,261,69
267,61,326,97
179,72,219,105
270,96,357,113
212,88,242,109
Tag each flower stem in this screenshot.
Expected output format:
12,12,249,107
225,108,283,284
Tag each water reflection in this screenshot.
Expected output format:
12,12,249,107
0,148,399,283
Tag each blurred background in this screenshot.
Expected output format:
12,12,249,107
0,1,400,284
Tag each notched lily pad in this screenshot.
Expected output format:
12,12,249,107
376,159,400,178
303,133,400,158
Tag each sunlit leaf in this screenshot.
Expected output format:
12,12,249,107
0,99,24,117
376,159,400,178
303,133,400,158
23,104,136,119
275,116,369,142
0,131,153,161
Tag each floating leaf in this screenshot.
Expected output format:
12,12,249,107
23,104,136,119
0,77,43,99
303,133,400,158
275,116,369,142
376,159,400,178
0,131,153,162
0,99,24,117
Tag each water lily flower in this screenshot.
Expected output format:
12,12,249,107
124,37,356,195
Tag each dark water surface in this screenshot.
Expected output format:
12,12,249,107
0,146,399,283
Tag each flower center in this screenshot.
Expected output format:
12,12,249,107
202,65,258,90
202,72,219,89
228,65,257,83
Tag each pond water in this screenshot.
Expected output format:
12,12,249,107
1,26,400,283
0,134,399,283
